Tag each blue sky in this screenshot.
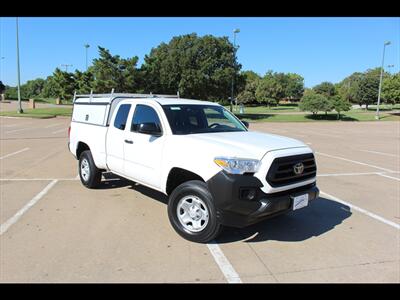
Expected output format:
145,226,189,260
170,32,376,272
0,17,399,88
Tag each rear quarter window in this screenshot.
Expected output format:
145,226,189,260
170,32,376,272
113,104,131,130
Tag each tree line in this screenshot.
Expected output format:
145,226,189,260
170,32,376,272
3,33,399,111
298,69,400,119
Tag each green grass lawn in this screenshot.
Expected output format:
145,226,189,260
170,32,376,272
224,104,300,114
5,98,73,105
236,111,400,122
0,107,73,118
352,104,400,112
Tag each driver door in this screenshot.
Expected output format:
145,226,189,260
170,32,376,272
123,104,166,190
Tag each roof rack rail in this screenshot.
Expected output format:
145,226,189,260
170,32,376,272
74,92,179,99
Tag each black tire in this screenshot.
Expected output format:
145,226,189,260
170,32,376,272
79,150,102,189
168,180,222,243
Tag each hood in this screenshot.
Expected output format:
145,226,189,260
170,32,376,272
180,130,308,159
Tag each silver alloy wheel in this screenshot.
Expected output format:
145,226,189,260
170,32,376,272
177,195,209,233
80,158,90,181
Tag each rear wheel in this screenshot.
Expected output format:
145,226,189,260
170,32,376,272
168,180,222,243
79,150,102,189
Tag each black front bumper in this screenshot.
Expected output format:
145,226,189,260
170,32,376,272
206,171,319,228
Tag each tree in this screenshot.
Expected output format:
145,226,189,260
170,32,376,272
0,81,5,101
0,81,5,94
41,75,59,98
299,90,330,115
141,33,241,101
321,96,333,115
284,73,304,100
24,78,45,98
4,85,18,99
354,70,380,110
236,71,261,104
255,71,285,107
382,73,400,104
331,95,351,119
51,68,76,100
74,70,94,94
241,70,261,82
313,81,336,98
91,46,140,93
337,72,363,104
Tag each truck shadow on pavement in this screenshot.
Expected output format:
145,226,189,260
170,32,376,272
99,174,351,244
100,173,168,203
216,197,352,244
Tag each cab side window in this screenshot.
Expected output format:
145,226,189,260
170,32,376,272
131,105,162,132
113,104,131,130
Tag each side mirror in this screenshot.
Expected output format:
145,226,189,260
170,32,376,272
242,121,249,129
138,122,162,136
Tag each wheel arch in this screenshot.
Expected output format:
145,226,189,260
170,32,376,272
165,167,205,195
76,141,90,160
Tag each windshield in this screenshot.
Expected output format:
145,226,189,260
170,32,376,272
162,104,247,135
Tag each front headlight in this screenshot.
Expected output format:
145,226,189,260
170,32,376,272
214,157,260,175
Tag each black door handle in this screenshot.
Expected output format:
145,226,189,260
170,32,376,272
124,139,133,144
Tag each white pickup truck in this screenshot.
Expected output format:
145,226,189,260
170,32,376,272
68,93,319,243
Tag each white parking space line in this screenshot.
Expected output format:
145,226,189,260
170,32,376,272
377,173,400,181
359,149,399,158
318,171,400,177
0,116,27,119
3,124,20,128
0,148,30,160
320,191,400,230
45,123,64,129
316,152,396,173
207,241,242,283
52,128,67,134
0,179,58,235
0,177,78,181
268,129,287,133
5,127,32,134
310,132,341,138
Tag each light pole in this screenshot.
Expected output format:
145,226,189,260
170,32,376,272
16,17,23,113
230,28,240,112
375,41,391,120
84,44,90,71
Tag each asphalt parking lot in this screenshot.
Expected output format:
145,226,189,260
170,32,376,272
0,114,399,283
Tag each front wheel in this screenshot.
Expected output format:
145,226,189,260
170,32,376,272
79,150,102,189
168,180,222,243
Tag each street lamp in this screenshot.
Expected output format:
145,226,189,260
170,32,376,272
375,41,391,120
84,44,90,71
230,28,240,112
16,17,23,113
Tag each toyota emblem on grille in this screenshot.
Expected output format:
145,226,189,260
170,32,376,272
293,162,304,175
